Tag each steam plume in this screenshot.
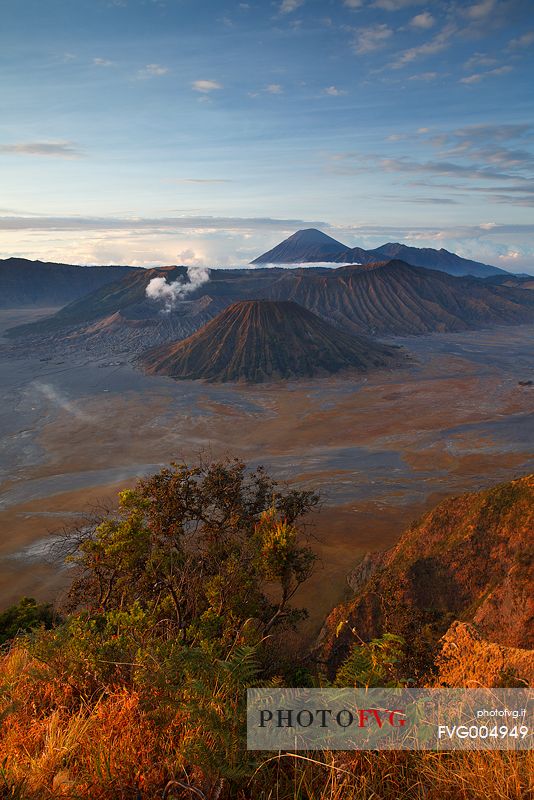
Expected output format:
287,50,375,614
145,265,210,312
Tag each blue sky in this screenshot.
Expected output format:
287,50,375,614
1,0,533,271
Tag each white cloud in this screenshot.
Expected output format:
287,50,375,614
508,31,534,49
324,86,347,95
460,65,512,84
410,11,435,29
93,57,115,67
442,123,531,144
463,52,497,70
391,24,456,68
372,0,422,8
0,215,329,233
409,71,438,80
417,127,430,133
168,178,233,184
344,0,363,7
353,24,393,54
192,79,223,93
266,83,283,94
329,152,521,182
0,141,82,159
138,63,169,78
279,0,304,13
464,0,497,20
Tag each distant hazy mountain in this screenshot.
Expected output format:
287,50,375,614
362,243,504,278
251,228,507,278
139,300,404,383
0,257,139,308
8,260,534,356
250,229,347,264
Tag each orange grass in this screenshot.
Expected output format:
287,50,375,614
0,645,532,800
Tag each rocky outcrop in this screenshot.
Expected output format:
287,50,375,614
320,475,534,678
435,621,534,687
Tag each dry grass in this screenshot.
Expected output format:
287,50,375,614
254,750,533,800
1,644,532,800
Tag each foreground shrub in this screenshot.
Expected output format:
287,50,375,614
1,462,531,799
0,597,55,646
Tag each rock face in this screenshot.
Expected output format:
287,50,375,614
250,229,348,264
139,299,404,383
251,228,507,278
320,475,534,678
435,621,534,687
0,257,138,308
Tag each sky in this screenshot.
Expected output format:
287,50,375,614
1,0,533,272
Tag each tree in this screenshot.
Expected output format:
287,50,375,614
65,458,319,649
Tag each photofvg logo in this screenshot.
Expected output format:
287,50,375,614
258,705,407,731
247,689,533,751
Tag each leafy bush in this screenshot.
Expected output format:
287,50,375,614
0,597,55,646
334,634,407,688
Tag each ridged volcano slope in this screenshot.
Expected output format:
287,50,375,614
263,260,534,335
8,261,534,353
140,300,403,383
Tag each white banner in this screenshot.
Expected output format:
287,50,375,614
247,688,532,750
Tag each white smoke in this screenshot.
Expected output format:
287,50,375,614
145,265,210,313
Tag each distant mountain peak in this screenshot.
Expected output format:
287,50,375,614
286,228,344,244
251,228,348,264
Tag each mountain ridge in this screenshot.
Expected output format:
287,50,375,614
7,260,534,356
252,228,509,278
0,257,140,308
